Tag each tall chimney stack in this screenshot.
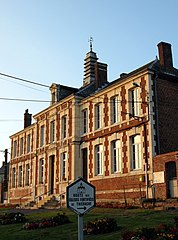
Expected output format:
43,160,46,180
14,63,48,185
157,42,173,70
24,109,32,128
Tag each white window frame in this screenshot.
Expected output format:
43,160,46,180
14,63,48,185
111,140,121,173
25,163,30,186
39,159,44,184
13,140,17,158
95,144,103,175
61,152,67,180
27,134,31,153
12,167,16,188
111,96,120,124
83,109,88,134
40,125,45,147
50,120,55,143
18,165,23,187
95,103,102,130
20,137,24,155
129,88,140,117
131,135,141,170
61,115,67,139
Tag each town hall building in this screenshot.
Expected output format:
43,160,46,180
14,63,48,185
8,41,178,207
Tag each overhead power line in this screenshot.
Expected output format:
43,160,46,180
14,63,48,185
0,97,50,103
0,72,50,88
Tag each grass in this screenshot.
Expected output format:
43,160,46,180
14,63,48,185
0,207,178,240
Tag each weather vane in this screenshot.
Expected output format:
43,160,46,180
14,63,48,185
89,37,93,51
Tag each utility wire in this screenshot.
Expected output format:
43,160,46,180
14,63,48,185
0,97,50,103
0,72,50,88
0,76,48,93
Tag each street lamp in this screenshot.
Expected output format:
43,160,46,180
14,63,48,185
132,82,149,199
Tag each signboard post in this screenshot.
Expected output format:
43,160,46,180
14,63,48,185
66,177,96,240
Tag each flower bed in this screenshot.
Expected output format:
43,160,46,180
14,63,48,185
122,222,178,240
83,217,118,235
23,213,70,230
0,212,26,224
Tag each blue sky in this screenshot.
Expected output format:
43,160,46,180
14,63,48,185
0,0,178,164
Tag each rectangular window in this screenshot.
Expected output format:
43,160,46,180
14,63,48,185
83,109,88,134
27,134,31,153
40,125,45,147
111,96,120,124
50,121,55,143
129,88,139,117
61,152,67,180
20,137,24,155
18,165,23,187
39,159,44,184
131,135,141,170
95,103,102,129
25,164,30,186
95,145,103,175
62,115,67,139
12,167,16,188
111,140,121,173
13,140,17,158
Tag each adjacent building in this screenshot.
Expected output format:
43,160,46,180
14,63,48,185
8,42,178,206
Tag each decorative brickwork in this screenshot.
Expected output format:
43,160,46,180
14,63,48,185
104,94,109,127
122,131,128,174
104,136,109,176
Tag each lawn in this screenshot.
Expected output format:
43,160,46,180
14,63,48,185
0,207,178,240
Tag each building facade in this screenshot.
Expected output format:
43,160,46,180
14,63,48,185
8,42,178,205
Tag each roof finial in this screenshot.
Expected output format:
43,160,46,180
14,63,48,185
89,36,93,51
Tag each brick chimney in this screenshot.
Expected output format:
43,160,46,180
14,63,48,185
157,42,173,70
24,109,32,128
94,62,108,89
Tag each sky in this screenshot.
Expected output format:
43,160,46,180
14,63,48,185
0,0,178,165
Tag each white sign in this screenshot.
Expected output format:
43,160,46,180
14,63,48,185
66,177,95,215
153,171,165,184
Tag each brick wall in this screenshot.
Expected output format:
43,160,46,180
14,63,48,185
153,151,178,199
156,76,178,154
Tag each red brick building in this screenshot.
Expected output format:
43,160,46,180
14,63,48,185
8,41,178,206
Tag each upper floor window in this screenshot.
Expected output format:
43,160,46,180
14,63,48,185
111,140,121,173
129,88,140,117
40,125,45,147
130,135,141,170
13,140,17,158
111,96,120,124
95,144,103,175
12,167,16,188
61,152,67,180
18,165,23,187
39,158,44,184
27,134,31,153
83,109,88,134
20,137,24,155
61,115,67,139
50,120,55,143
95,103,102,130
25,163,30,186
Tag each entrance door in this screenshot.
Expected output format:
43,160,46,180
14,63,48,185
82,148,88,181
49,155,55,195
165,161,178,198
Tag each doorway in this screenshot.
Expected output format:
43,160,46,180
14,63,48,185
165,161,178,198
